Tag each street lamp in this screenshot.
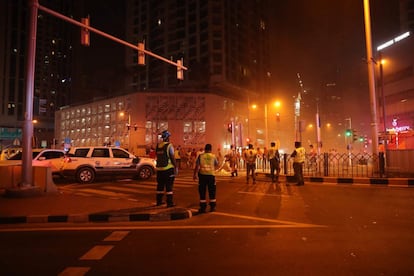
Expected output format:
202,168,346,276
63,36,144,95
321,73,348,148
250,101,282,147
119,111,131,150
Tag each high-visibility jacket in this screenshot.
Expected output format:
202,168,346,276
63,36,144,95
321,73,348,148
198,152,217,175
293,147,306,163
244,149,257,164
156,142,174,170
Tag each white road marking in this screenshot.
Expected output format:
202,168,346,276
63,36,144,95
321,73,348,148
79,245,114,260
103,231,130,241
58,267,90,276
237,191,290,197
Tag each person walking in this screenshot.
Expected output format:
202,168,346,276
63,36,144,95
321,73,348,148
226,145,238,177
155,130,178,207
174,145,182,169
291,141,306,186
244,143,258,184
193,144,219,213
268,142,280,183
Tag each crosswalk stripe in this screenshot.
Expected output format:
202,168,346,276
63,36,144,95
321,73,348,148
61,178,198,199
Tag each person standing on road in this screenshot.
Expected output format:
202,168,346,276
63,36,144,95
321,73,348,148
291,141,306,186
268,142,280,183
226,145,238,177
193,144,219,213
244,143,258,184
174,145,182,169
155,130,178,207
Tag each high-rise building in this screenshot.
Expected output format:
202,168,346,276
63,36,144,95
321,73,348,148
400,0,414,32
125,0,271,100
0,0,76,148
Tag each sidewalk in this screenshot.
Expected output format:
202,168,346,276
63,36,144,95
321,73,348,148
0,188,192,224
255,172,414,186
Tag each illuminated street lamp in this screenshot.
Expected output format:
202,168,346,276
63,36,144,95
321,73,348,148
250,100,282,147
119,111,131,150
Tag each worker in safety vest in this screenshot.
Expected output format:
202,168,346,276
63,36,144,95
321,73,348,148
193,143,219,213
244,144,258,184
155,130,177,207
291,141,306,186
268,141,280,183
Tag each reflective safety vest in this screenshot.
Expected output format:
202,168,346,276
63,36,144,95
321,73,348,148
293,147,306,163
268,147,280,162
244,149,257,164
156,142,174,170
198,153,216,175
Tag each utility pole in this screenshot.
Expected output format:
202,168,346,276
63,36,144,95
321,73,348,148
363,0,379,171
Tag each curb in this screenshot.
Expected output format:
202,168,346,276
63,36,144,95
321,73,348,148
257,173,414,187
0,208,193,225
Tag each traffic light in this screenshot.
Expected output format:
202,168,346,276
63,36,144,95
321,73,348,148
227,123,232,133
138,42,145,65
177,59,184,80
345,129,352,137
276,112,280,122
80,17,90,46
134,124,138,131
352,129,358,142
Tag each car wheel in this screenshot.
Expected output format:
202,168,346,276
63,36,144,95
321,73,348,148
137,165,153,179
76,167,95,183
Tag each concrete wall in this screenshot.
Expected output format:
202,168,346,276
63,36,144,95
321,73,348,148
0,165,57,193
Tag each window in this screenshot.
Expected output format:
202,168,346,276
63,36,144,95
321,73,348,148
92,148,110,158
41,151,64,160
74,148,89,157
112,148,130,158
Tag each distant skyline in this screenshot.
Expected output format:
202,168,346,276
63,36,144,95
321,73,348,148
270,0,401,96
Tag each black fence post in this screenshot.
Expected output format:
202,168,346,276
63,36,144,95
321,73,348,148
323,152,329,176
379,152,385,177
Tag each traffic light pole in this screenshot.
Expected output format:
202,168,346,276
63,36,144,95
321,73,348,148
18,0,39,190
37,3,188,71
18,0,188,192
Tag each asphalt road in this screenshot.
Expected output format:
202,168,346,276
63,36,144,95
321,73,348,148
1,170,414,275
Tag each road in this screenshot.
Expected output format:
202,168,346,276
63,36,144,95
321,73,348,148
1,170,414,275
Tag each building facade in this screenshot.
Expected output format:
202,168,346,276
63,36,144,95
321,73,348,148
55,92,249,156
379,33,414,149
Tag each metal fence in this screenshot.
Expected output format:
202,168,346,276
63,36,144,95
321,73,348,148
248,152,384,178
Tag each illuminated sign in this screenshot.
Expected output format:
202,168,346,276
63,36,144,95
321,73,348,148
386,126,410,133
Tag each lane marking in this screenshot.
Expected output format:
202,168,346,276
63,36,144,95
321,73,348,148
58,267,90,276
237,191,290,197
103,231,130,242
79,245,114,260
0,222,326,232
194,210,324,227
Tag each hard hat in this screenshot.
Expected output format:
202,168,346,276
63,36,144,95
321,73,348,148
161,130,171,139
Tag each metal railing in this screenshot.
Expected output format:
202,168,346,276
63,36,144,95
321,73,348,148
248,152,385,178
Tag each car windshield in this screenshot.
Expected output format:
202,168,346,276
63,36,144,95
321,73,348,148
7,151,40,160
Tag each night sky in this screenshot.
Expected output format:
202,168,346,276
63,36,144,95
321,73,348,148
80,0,401,129
270,0,401,97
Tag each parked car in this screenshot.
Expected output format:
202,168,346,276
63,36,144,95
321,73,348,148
0,148,65,174
0,147,22,160
60,146,156,183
